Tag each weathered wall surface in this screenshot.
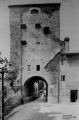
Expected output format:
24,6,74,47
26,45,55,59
45,54,60,103
21,4,61,85
9,7,22,69
9,3,64,103
60,54,79,103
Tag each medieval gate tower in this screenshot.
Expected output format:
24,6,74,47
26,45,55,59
9,3,64,103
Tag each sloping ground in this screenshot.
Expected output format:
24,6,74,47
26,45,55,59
0,95,22,119
4,96,22,117
4,94,38,118
38,103,79,120
5,98,79,120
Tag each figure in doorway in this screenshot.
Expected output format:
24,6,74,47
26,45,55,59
34,81,38,94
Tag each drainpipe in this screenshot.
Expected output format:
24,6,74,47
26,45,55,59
58,60,60,103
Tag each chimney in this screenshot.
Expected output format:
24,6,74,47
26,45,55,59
63,37,70,53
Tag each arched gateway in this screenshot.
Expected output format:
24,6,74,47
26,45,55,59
24,76,48,102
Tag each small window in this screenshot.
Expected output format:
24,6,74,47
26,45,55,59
44,27,50,35
31,9,39,14
35,23,41,29
21,41,27,45
70,90,78,102
61,59,64,65
61,55,65,65
36,65,40,71
36,41,40,45
28,65,31,71
61,75,65,81
21,24,26,29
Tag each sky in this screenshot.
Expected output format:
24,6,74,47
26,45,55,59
0,0,79,60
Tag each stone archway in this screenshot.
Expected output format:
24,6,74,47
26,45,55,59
23,76,48,102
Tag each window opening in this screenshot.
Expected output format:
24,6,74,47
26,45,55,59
36,65,40,71
31,9,39,14
44,27,50,35
36,41,40,45
21,40,27,45
21,24,26,29
35,23,41,29
28,65,31,71
61,55,65,65
61,75,65,81
70,90,78,102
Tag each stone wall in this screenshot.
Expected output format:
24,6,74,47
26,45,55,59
20,4,61,85
9,7,22,69
9,3,63,103
45,54,60,103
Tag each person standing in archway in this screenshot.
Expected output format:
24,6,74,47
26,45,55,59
34,81,38,94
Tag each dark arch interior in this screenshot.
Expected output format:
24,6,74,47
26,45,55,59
24,76,48,102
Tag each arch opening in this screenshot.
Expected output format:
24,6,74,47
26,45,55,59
23,76,48,102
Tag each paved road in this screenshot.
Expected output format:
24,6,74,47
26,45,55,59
5,97,78,120
5,97,50,120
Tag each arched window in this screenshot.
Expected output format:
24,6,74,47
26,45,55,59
29,8,40,14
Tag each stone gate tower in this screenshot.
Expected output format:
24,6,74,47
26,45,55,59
9,3,64,103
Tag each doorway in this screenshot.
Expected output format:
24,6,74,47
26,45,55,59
70,90,78,102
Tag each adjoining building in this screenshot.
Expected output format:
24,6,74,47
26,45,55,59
50,38,79,103
8,3,79,103
60,51,79,103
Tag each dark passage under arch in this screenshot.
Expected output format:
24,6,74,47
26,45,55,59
24,76,48,102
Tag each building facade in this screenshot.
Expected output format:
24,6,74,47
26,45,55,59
8,3,79,103
60,52,79,103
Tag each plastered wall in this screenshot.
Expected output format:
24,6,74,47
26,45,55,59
60,54,79,103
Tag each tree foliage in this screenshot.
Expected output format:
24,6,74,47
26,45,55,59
38,80,44,90
5,69,18,82
5,68,18,92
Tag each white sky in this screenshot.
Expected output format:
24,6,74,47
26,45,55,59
0,0,79,60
